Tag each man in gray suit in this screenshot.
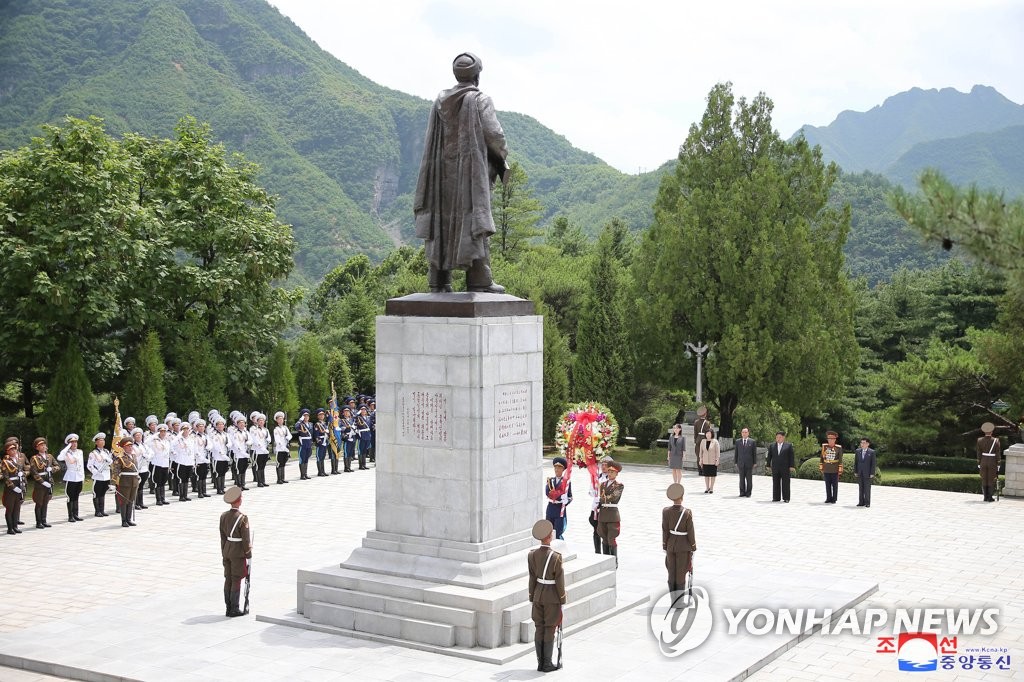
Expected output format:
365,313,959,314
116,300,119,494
766,431,795,502
854,438,876,508
734,427,757,497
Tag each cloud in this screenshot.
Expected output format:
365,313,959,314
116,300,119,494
270,0,1024,173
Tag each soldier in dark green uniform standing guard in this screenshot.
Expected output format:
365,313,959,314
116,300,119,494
977,422,1002,502
220,486,252,617
529,519,565,673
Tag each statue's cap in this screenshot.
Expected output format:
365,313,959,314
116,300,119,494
453,52,482,82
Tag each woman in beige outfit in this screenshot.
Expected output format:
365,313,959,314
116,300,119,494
699,427,721,494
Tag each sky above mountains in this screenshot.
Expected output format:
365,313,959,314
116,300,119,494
270,0,1024,174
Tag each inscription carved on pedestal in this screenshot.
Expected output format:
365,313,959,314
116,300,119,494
399,385,451,447
495,382,531,446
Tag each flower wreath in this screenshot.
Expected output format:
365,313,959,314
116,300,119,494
554,401,618,491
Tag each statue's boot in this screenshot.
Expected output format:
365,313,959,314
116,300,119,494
428,265,453,293
466,259,505,294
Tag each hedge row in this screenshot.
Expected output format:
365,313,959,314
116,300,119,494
877,454,979,474
877,475,990,495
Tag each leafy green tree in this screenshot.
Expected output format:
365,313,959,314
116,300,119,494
632,83,858,436
258,340,300,420
122,331,167,420
292,334,329,411
891,169,1024,290
325,348,355,402
0,116,151,415
541,304,571,442
574,223,632,426
330,283,377,393
126,116,300,389
876,335,999,454
546,215,588,258
492,161,543,261
164,324,228,413
38,342,100,449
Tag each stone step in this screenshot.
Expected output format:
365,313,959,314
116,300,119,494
502,569,616,629
299,555,613,613
501,571,618,645
304,583,477,628
517,587,618,643
305,600,457,648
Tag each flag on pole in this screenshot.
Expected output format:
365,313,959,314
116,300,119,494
328,381,342,458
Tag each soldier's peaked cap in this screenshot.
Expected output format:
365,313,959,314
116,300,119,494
532,519,553,540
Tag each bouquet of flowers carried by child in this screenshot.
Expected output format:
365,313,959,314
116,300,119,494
554,401,618,491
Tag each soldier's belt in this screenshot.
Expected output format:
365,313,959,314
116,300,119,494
669,530,688,535
601,503,619,508
981,453,998,457
227,537,243,542
118,471,139,476
536,579,556,585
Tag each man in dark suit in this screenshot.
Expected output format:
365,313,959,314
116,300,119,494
765,431,795,502
854,438,876,508
734,427,757,497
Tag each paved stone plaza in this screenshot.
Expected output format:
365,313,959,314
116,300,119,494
0,463,1020,681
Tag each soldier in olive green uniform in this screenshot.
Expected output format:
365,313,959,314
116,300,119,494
597,461,624,565
693,406,710,474
529,519,566,673
220,486,252,617
662,483,696,596
819,430,843,504
3,438,27,534
29,437,59,529
111,437,140,528
976,422,1002,502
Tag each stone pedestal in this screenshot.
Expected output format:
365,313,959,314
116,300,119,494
294,293,626,655
1003,443,1024,498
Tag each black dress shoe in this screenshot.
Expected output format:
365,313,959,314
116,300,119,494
784,499,790,503
6,529,15,535
13,527,22,533
122,521,130,528
865,504,870,508
36,524,45,529
43,522,51,528
127,521,136,526
17,521,24,525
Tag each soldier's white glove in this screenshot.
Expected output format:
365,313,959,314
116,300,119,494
42,482,51,489
560,494,568,503
13,487,21,494
46,466,52,472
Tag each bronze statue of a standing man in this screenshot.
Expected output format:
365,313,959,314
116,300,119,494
414,52,508,294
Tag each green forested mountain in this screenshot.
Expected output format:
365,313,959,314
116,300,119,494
797,85,1024,174
887,125,1024,195
0,0,651,280
833,172,950,285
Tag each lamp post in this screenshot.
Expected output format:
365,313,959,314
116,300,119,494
684,341,710,403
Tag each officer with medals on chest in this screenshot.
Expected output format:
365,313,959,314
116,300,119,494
819,430,843,504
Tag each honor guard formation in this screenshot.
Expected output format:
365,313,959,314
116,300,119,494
2,395,376,536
